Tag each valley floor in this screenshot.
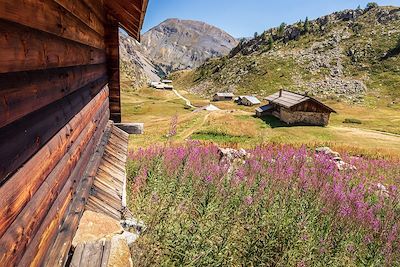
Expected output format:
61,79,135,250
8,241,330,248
121,86,400,157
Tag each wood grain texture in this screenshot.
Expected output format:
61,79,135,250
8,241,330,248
44,122,113,267
0,20,106,74
0,100,109,266
0,64,107,128
0,87,108,240
55,0,105,36
19,113,110,267
105,21,121,122
0,76,107,185
0,0,105,49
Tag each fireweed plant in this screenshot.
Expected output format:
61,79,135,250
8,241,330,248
127,142,400,266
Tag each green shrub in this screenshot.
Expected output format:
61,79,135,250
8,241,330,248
343,118,362,124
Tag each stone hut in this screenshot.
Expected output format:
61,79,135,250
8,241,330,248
213,93,235,101
262,90,336,126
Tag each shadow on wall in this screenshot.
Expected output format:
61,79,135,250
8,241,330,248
255,115,326,128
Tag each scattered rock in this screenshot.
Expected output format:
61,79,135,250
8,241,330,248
218,147,250,162
119,231,139,247
120,218,146,234
315,147,356,171
72,211,124,247
107,235,133,267
376,183,390,197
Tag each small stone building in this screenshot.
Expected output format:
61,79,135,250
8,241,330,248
262,90,336,126
213,93,234,101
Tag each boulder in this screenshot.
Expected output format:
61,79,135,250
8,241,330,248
72,211,124,247
107,235,133,267
315,147,340,157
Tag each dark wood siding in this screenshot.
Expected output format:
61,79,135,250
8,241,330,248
290,99,333,113
0,0,147,265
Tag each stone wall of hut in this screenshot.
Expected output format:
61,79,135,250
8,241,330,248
280,108,330,126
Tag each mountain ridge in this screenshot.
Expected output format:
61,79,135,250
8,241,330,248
171,5,400,106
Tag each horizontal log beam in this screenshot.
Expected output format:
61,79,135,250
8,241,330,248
0,77,107,185
0,64,107,128
19,114,110,267
44,121,113,267
55,0,105,36
0,20,106,74
115,123,144,134
105,22,121,123
0,87,109,239
0,0,105,49
0,100,109,266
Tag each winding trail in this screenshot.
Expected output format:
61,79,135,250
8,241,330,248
180,113,212,140
172,89,195,108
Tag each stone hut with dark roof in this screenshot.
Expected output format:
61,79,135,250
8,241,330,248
259,90,336,126
213,93,235,101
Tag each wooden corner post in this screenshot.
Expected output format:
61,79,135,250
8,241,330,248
105,17,121,123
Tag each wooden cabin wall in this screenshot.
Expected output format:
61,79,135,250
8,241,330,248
291,99,331,113
0,0,122,265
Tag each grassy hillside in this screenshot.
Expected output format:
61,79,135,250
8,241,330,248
171,5,400,107
121,86,400,158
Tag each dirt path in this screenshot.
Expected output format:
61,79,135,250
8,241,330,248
172,89,195,108
330,126,400,142
180,113,212,140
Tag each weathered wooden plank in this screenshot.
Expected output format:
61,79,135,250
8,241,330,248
0,101,108,266
100,240,111,267
44,122,113,267
70,243,85,267
0,88,108,237
0,87,108,240
105,0,141,34
0,20,106,74
115,123,144,134
0,0,105,49
0,77,107,184
83,0,106,23
55,0,105,36
0,64,107,127
19,114,110,267
105,21,121,123
79,241,103,266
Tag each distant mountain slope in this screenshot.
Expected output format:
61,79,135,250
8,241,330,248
172,5,400,106
119,33,162,88
141,18,239,74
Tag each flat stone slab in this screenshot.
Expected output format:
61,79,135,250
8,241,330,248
72,210,124,247
114,123,144,134
107,235,133,267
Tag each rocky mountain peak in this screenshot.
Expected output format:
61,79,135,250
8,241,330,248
141,18,239,74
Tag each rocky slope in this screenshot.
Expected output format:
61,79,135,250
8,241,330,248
172,5,400,105
141,19,238,74
119,32,162,89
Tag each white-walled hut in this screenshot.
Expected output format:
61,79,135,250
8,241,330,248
264,90,336,126
213,93,234,101
238,96,261,106
162,79,173,84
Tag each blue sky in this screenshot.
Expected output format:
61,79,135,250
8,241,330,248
142,0,400,37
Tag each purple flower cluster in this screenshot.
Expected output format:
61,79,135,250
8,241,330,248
128,142,400,263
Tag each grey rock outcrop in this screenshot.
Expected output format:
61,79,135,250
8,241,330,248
141,19,238,74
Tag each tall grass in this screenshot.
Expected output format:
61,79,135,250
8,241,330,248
127,143,400,266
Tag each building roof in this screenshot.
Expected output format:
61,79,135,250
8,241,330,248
255,104,274,113
105,0,148,40
193,104,221,113
242,96,261,104
265,90,336,113
215,92,235,97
